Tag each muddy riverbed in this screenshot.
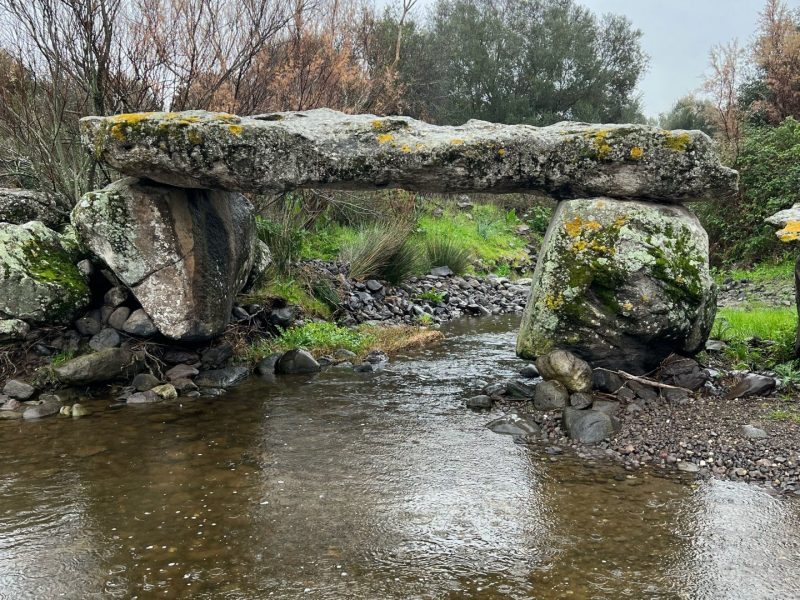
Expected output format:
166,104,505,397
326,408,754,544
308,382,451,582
1,316,799,599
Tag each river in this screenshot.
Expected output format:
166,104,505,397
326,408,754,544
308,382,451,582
1,315,799,599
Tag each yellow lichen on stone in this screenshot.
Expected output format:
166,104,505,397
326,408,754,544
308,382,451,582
108,112,154,141
187,130,204,145
663,131,691,152
613,215,628,228
584,220,602,231
400,144,412,153
778,220,800,242
416,143,426,150
498,148,507,156
228,125,244,135
622,301,633,311
573,240,588,252
376,133,394,144
371,120,383,129
565,216,583,238
589,130,612,159
630,146,644,159
545,292,565,310
451,138,465,145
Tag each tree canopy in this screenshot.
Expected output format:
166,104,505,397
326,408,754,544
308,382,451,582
371,0,648,126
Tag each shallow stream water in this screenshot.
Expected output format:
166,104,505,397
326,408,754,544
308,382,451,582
1,315,800,599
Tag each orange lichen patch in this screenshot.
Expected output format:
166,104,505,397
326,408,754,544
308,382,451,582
630,146,644,159
376,133,394,144
498,148,507,156
451,138,465,145
583,220,602,231
778,220,800,242
565,216,583,238
228,125,244,135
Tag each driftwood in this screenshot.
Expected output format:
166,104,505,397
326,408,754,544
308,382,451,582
594,368,693,394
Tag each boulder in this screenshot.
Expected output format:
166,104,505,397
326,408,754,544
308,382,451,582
122,309,158,337
0,319,29,341
0,188,67,228
3,379,35,400
71,177,261,341
54,348,141,385
131,373,160,392
194,366,249,388
533,380,569,410
465,395,493,410
81,110,737,201
724,374,776,400
517,199,716,373
89,328,121,351
23,395,62,419
486,413,541,436
275,349,321,375
562,406,620,443
0,221,89,323
535,349,593,392
569,392,594,409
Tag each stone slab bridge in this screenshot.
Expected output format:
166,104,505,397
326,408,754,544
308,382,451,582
75,109,738,373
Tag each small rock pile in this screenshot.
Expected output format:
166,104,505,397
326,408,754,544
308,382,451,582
471,349,800,491
305,260,531,326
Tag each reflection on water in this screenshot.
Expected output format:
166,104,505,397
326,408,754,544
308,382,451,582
0,315,799,599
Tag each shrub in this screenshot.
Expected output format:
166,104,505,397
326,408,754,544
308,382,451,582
424,236,471,274
697,118,800,265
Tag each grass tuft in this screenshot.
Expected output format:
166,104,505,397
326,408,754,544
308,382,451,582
424,236,471,274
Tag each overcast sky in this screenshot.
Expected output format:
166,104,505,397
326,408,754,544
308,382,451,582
394,0,800,118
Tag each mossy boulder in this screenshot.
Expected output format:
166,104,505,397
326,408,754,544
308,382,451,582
71,178,263,341
0,221,90,323
516,198,716,373
80,109,737,202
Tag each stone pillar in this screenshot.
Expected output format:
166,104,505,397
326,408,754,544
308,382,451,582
516,198,717,374
766,204,800,357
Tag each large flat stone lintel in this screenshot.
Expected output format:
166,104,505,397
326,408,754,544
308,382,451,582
81,109,738,202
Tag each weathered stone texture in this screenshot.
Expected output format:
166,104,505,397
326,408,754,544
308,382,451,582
81,109,737,201
0,221,89,323
71,178,264,341
517,198,716,373
0,188,68,229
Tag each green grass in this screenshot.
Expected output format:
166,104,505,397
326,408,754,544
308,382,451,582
414,205,528,272
243,278,332,318
714,256,795,284
244,321,442,361
712,304,797,369
417,289,445,303
766,408,800,424
714,305,797,340
299,201,530,277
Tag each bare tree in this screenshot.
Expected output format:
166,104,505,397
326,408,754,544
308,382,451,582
704,40,745,160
